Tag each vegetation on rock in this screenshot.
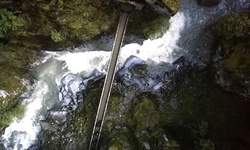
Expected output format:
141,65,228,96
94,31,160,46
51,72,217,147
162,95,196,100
212,13,250,40
0,103,25,127
0,9,25,38
141,15,169,39
0,45,33,132
132,98,160,131
212,12,250,98
50,30,64,43
145,0,180,14
161,0,181,14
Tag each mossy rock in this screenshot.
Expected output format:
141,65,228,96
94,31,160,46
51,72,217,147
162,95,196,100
212,12,250,40
127,5,170,39
1,0,174,49
106,130,133,150
223,40,250,74
161,0,181,14
0,44,36,131
132,98,160,131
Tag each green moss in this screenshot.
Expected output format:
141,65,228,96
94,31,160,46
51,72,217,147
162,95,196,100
50,30,64,42
142,16,169,39
164,140,180,149
132,98,160,131
53,0,116,41
128,8,170,39
0,44,35,131
223,41,250,74
162,0,181,14
212,13,250,40
0,104,25,127
69,79,104,149
107,131,132,150
0,9,25,38
108,95,122,115
0,1,173,48
160,69,216,149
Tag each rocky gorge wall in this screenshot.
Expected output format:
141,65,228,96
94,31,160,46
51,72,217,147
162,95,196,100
0,0,250,149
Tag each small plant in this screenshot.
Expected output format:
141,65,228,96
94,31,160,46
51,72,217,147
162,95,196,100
50,29,64,42
0,9,25,38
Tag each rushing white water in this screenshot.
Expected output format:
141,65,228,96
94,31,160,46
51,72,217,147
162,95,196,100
1,0,229,149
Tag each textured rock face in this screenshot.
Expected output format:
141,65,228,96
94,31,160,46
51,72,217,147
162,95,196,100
212,12,250,99
145,0,181,15
197,0,221,7
0,0,175,49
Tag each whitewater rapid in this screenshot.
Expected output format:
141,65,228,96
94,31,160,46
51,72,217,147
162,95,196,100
1,0,229,149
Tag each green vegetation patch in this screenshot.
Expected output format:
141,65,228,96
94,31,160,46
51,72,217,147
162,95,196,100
132,98,160,131
0,9,25,38
50,30,64,43
141,16,170,39
128,7,170,39
0,103,25,127
212,13,250,40
162,0,181,14
0,45,35,132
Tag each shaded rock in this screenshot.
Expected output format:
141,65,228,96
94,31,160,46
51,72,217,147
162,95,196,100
145,0,174,16
197,0,221,7
212,12,250,40
212,40,250,99
27,145,41,150
46,110,69,125
223,42,250,74
146,0,181,16
161,0,181,14
116,56,164,93
211,12,250,98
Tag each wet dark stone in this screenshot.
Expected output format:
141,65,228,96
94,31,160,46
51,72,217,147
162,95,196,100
46,110,69,125
116,55,164,92
27,145,42,150
146,1,174,16
197,0,221,7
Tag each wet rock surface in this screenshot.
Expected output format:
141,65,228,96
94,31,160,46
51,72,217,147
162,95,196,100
59,71,104,110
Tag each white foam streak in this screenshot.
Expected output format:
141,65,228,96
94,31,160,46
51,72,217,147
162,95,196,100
57,51,110,75
120,12,185,65
3,81,48,150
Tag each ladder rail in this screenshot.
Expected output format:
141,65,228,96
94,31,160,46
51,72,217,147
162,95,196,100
88,8,131,150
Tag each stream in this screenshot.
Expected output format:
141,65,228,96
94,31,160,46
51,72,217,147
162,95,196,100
1,0,231,149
